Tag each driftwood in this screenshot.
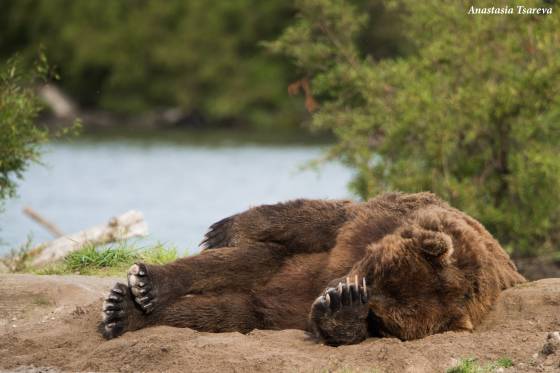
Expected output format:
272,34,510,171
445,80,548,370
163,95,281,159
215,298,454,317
38,84,78,119
30,210,148,267
39,83,196,130
23,207,65,238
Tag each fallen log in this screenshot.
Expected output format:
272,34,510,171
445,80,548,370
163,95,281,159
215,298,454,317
30,210,148,267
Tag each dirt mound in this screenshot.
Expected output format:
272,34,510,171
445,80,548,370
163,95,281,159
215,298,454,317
0,274,559,373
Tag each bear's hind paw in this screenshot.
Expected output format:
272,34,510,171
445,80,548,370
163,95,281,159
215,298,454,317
128,263,156,314
100,283,133,339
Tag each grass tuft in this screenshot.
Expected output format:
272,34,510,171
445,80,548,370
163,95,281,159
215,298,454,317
447,358,480,373
64,243,138,271
140,243,178,265
494,358,513,369
447,357,514,373
1,234,37,272
32,241,180,276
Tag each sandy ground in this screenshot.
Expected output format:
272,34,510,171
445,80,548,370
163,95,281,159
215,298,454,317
0,274,559,373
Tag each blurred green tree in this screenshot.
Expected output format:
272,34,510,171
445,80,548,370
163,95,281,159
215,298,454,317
0,56,49,207
0,0,302,129
0,0,408,130
269,0,560,256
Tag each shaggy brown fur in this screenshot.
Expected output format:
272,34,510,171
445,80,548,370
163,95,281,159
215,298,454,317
100,192,525,346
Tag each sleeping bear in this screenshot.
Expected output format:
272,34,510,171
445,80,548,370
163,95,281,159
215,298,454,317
99,192,525,346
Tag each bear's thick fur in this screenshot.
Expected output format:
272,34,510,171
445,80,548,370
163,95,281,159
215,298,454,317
100,192,525,345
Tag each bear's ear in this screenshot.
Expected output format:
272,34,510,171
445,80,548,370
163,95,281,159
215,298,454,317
404,228,454,263
419,234,453,258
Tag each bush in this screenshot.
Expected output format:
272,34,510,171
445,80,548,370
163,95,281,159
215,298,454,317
0,54,78,212
0,56,48,207
270,0,560,256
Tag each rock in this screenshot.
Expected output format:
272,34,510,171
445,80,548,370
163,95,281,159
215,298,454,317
541,332,560,356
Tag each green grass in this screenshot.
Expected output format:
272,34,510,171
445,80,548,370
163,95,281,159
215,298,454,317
31,241,179,276
140,243,178,264
493,358,513,369
447,358,513,373
1,234,36,272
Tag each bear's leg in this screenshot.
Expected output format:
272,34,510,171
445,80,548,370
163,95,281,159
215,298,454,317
200,199,354,251
99,283,150,339
100,285,261,338
146,292,263,333
309,276,370,346
128,242,288,314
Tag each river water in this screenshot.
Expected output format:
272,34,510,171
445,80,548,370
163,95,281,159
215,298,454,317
0,139,353,256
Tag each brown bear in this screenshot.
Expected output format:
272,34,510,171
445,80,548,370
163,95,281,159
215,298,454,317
99,192,525,346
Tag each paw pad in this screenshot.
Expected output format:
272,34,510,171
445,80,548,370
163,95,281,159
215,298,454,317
100,283,129,339
128,263,155,313
310,275,370,346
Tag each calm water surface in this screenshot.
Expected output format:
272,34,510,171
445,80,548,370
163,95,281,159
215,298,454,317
0,140,353,255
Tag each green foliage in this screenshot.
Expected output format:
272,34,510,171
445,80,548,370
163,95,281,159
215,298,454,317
1,233,35,272
494,358,513,369
0,54,80,212
34,241,179,276
0,0,305,129
447,357,513,373
139,243,178,265
272,0,560,256
0,56,48,205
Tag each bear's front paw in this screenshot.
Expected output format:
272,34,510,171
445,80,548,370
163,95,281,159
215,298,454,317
309,276,370,346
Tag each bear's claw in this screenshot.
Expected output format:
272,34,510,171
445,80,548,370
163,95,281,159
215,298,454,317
324,276,368,312
128,263,156,313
